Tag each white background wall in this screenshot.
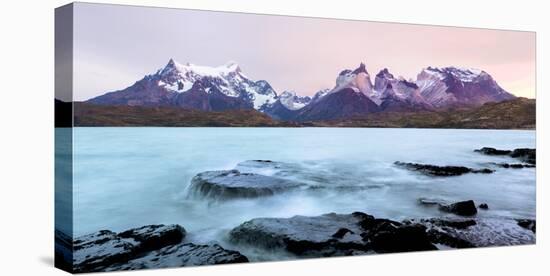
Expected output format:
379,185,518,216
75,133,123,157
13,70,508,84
0,0,547,275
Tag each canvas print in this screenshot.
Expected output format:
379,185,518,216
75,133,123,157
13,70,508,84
55,2,536,273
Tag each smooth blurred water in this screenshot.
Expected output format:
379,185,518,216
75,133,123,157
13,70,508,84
72,127,535,247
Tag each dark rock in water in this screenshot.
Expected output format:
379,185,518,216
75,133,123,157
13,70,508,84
230,212,437,256
73,230,137,272
354,214,436,253
475,168,495,174
105,243,248,271
419,199,480,217
479,203,489,210
439,200,478,216
235,159,327,183
188,169,305,200
394,161,494,176
229,213,370,257
413,217,535,248
516,219,536,233
510,148,536,165
118,225,186,253
426,229,476,249
367,224,437,253
474,147,512,155
229,212,535,257
73,224,247,272
332,228,355,239
234,160,300,177
404,218,476,248
490,162,535,169
251,160,273,163
475,147,536,165
73,225,186,272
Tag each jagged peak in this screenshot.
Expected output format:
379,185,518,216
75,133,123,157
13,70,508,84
352,62,369,74
279,90,297,98
376,68,394,79
424,66,484,75
166,58,176,67
223,60,241,73
338,69,352,76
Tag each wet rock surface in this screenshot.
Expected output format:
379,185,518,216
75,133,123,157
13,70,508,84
475,147,536,165
189,160,385,200
438,200,478,216
73,230,137,272
488,162,535,169
394,161,494,176
474,147,512,155
188,169,305,200
66,152,536,271
411,217,535,248
69,214,536,272
229,211,535,257
510,148,536,165
229,213,369,257
229,212,437,257
358,215,437,253
117,225,186,253
234,159,346,188
418,218,477,230
105,243,248,271
516,219,536,233
418,198,479,217
72,224,247,272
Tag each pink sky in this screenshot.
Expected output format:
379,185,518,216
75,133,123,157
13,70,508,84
73,3,536,101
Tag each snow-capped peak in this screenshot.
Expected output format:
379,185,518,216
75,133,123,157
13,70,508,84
422,66,485,82
279,90,297,98
223,61,242,73
311,89,330,103
153,59,278,109
278,90,311,110
159,59,242,79
154,58,252,97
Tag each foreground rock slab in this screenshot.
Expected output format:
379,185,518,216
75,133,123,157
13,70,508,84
516,219,536,233
411,217,536,248
229,213,368,257
105,243,248,271
394,161,494,176
188,169,305,200
229,212,436,257
73,230,139,272
73,224,247,272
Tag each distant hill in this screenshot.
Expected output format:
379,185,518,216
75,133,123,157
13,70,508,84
73,102,299,127
309,98,535,129
73,98,534,129
85,59,518,122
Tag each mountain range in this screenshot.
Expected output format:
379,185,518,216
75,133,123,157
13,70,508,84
87,59,517,122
